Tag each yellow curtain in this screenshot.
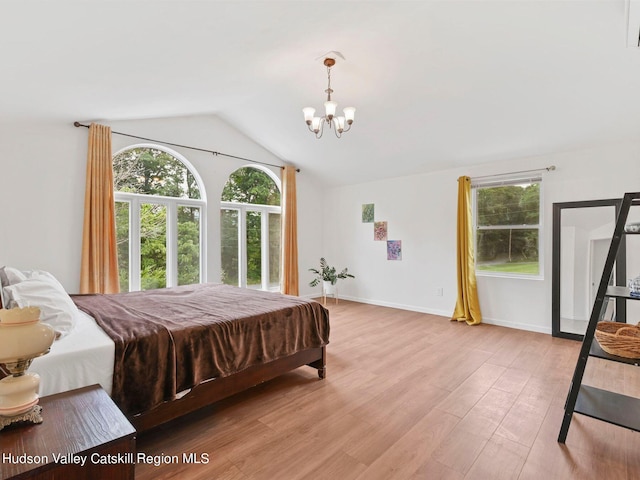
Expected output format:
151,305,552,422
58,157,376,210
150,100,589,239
79,123,120,294
281,165,299,295
452,176,482,325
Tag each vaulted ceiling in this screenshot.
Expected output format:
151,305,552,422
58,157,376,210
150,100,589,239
2,1,639,185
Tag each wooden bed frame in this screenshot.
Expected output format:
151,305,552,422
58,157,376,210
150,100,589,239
131,346,326,432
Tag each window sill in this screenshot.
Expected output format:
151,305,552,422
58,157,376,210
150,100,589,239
476,271,544,281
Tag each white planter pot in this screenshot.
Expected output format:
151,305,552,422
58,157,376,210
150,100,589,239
322,281,336,295
322,281,339,305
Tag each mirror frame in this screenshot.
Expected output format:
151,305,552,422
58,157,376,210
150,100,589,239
552,198,626,340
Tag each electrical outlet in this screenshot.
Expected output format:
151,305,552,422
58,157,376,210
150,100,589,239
435,287,443,296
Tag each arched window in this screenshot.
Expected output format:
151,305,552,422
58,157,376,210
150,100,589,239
113,144,207,291
220,166,281,290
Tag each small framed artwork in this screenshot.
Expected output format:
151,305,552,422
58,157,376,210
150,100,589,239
387,240,402,260
374,221,387,241
362,203,374,223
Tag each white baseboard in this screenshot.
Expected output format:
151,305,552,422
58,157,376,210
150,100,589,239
336,294,452,318
307,293,552,335
481,316,552,335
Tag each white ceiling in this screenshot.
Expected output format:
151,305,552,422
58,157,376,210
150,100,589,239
2,1,639,186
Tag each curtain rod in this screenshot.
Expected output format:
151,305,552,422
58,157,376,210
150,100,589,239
472,165,555,181
73,122,300,172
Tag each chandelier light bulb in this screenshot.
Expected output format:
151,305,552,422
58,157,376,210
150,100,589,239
311,117,322,133
324,100,337,120
302,56,355,139
343,107,356,125
302,107,316,125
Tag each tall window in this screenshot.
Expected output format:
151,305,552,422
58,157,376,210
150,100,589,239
113,145,206,291
220,166,281,290
474,176,541,276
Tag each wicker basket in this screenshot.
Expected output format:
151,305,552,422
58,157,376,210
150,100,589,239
595,321,640,358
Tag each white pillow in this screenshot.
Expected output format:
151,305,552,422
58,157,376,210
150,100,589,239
0,266,28,310
1,266,29,307
3,273,77,338
3,267,27,285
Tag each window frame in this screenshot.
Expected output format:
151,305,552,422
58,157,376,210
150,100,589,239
472,175,544,280
220,201,281,291
220,165,282,292
113,144,207,291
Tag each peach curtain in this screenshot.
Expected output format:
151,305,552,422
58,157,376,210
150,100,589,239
452,176,482,325
79,123,120,294
281,165,299,295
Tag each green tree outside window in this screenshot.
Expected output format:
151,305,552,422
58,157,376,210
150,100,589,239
113,147,203,291
476,182,540,275
220,167,281,288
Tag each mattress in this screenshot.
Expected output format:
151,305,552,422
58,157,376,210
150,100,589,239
30,310,115,397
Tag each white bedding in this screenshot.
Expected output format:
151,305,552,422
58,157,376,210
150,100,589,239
30,309,115,397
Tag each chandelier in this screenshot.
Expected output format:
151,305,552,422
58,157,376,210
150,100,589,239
302,57,356,139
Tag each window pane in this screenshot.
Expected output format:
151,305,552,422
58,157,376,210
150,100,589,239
221,167,280,205
140,203,167,290
269,213,281,288
113,147,200,199
115,201,130,292
246,211,262,288
220,166,281,292
477,228,539,275
477,183,540,226
221,209,239,286
177,206,201,286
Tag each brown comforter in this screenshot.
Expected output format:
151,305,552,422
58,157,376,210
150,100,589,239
72,283,330,416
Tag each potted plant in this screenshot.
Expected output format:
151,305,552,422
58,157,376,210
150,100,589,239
309,258,355,297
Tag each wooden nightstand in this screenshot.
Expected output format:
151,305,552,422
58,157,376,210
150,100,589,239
0,385,136,480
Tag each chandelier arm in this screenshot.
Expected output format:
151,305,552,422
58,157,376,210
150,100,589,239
315,118,325,139
333,126,342,139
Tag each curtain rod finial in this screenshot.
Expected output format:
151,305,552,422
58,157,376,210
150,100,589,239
547,165,556,171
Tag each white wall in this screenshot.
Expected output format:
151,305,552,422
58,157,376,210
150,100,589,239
322,141,640,334
0,115,325,295
2,114,639,335
0,119,86,287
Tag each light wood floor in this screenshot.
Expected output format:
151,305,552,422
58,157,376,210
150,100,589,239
136,300,640,480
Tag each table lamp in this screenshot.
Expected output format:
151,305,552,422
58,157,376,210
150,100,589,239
0,306,55,430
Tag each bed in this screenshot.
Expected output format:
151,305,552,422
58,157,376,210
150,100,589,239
0,269,329,432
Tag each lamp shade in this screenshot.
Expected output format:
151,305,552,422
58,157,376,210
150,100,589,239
324,100,337,119
311,117,322,133
343,107,356,124
334,116,346,133
302,107,316,124
0,309,55,363
0,306,55,420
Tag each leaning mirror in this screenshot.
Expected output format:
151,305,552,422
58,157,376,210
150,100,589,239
552,199,625,339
